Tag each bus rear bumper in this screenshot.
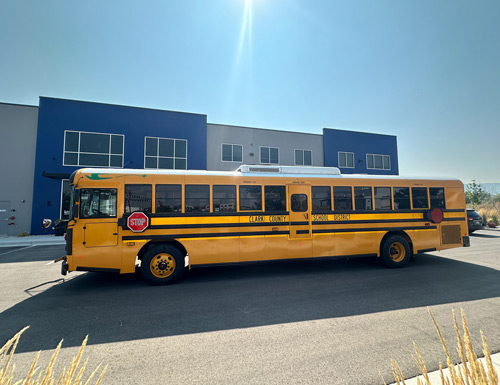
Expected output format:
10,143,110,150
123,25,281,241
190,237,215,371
463,236,470,247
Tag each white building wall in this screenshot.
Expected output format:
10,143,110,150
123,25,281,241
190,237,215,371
0,103,38,235
207,123,324,171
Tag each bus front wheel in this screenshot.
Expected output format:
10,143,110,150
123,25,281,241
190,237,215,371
140,244,185,285
381,235,411,268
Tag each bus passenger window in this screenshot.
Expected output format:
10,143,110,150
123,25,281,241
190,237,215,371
333,186,353,211
374,187,392,210
80,189,117,218
312,186,331,211
430,187,446,209
185,185,210,213
239,186,262,211
125,185,152,213
394,187,410,210
354,187,373,210
265,186,286,212
291,194,308,212
156,185,182,213
412,187,429,209
213,185,236,212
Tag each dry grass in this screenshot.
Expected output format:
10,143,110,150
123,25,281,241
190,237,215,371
477,208,499,226
0,326,107,385
383,309,498,385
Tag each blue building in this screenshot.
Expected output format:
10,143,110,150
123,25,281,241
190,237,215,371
323,128,398,175
0,97,399,236
30,97,207,234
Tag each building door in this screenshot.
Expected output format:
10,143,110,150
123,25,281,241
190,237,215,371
0,201,10,235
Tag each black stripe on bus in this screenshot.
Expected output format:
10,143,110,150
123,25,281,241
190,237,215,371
122,225,437,241
312,226,437,234
148,221,309,230
123,230,289,240
146,217,464,231
311,209,464,215
148,211,289,218
143,208,464,218
312,217,465,226
149,222,288,230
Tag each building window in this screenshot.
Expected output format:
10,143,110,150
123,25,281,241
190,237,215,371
338,152,354,168
145,137,187,170
366,154,391,170
63,130,124,167
221,144,243,162
260,146,279,164
295,149,312,166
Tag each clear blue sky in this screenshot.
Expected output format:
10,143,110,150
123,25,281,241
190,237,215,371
1,0,499,183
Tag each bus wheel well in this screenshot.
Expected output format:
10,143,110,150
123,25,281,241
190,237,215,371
137,240,187,262
379,231,413,257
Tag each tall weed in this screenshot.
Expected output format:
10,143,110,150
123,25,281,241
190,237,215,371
384,309,498,385
0,326,107,385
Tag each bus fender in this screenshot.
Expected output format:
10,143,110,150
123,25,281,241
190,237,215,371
379,231,413,257
138,239,189,268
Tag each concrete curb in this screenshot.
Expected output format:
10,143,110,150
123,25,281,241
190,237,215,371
0,235,66,248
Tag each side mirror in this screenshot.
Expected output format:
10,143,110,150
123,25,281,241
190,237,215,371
72,205,79,219
42,219,52,229
74,189,80,202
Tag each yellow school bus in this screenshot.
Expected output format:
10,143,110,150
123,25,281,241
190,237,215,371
61,165,469,285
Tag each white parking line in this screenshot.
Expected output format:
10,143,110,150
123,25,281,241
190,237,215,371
0,245,35,256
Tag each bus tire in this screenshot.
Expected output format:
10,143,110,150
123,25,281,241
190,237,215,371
381,235,411,268
140,244,185,285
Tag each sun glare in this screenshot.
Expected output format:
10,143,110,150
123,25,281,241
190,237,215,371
224,0,254,117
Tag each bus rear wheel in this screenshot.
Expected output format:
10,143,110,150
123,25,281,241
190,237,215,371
140,244,185,285
381,235,411,268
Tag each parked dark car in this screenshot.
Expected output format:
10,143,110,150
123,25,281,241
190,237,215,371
467,209,483,233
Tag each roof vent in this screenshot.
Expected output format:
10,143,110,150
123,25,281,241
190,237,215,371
236,165,341,175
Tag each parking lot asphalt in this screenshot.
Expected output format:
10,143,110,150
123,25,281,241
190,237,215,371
0,229,499,384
